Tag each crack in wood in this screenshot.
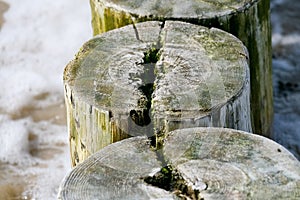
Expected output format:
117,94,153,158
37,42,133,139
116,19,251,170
144,165,203,200
131,18,142,42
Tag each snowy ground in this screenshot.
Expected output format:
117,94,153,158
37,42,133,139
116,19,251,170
0,0,91,199
0,0,299,199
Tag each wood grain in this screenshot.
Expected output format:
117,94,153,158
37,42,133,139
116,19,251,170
64,21,251,166
58,128,300,199
90,0,273,137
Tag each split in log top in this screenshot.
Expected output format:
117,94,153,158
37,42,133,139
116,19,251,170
58,127,300,200
64,21,251,166
90,0,273,137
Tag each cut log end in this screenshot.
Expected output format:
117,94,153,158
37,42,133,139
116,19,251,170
64,21,251,166
90,0,273,137
90,0,256,34
58,128,300,200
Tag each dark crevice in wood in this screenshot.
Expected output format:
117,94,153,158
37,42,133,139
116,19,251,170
70,92,75,108
129,36,162,136
149,135,156,148
129,46,159,129
129,21,168,141
144,165,203,200
131,20,142,42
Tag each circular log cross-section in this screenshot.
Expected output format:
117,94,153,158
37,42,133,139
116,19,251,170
90,0,273,137
64,21,251,166
58,128,300,199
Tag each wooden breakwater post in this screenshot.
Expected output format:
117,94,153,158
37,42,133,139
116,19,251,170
58,127,300,199
64,21,251,166
90,0,273,137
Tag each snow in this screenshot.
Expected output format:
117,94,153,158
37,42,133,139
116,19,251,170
0,0,91,199
0,0,299,199
0,116,30,164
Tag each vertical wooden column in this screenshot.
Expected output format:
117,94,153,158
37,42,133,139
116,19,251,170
64,21,251,166
90,0,273,137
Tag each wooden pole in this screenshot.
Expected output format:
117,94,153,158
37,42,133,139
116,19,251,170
58,128,300,199
64,21,251,166
90,0,273,137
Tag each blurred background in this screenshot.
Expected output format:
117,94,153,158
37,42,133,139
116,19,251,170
271,0,300,161
0,0,91,199
0,0,299,199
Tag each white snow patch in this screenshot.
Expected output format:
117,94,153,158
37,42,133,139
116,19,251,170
0,0,91,199
0,115,31,164
0,0,92,114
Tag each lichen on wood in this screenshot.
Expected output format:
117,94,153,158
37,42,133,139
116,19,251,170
90,0,273,137
58,128,300,199
64,21,251,166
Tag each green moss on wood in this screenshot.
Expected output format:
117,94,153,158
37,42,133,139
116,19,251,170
90,0,134,34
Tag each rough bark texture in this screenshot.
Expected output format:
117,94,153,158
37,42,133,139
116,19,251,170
64,21,251,166
58,128,300,200
90,0,273,137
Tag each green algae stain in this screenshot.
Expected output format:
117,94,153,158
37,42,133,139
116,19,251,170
183,131,256,162
197,89,212,110
90,0,135,35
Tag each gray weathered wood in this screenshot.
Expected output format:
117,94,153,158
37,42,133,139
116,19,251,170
90,0,273,137
58,128,300,199
64,21,251,166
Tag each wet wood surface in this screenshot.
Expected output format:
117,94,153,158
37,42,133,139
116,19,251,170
64,21,251,166
58,127,300,200
90,0,273,137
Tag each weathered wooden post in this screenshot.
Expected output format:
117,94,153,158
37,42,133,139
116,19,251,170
90,0,273,137
64,21,251,166
58,127,300,199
